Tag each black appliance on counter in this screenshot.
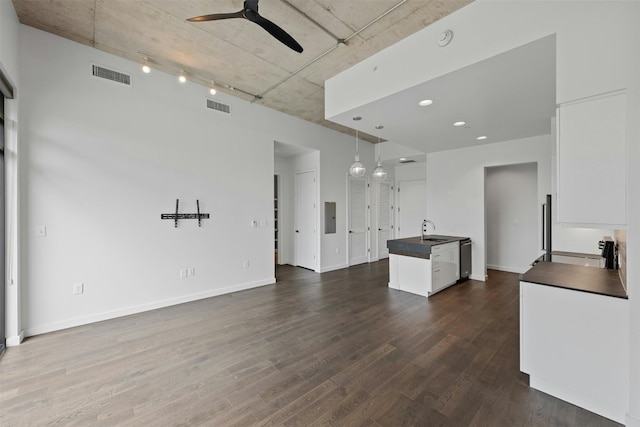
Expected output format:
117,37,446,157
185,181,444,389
599,237,616,270
460,238,471,280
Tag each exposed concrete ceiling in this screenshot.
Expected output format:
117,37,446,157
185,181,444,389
12,0,473,141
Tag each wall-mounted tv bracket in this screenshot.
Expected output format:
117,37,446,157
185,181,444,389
161,199,210,228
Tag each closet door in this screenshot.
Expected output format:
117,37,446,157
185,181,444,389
349,176,369,266
377,181,393,259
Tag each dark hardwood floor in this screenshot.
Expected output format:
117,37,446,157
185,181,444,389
0,260,621,426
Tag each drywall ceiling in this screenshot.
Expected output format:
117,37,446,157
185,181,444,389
329,34,557,153
12,0,472,140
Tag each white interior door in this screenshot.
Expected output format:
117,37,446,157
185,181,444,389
294,170,316,270
349,176,369,266
397,179,427,238
378,181,393,259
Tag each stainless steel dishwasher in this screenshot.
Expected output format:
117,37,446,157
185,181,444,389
460,238,471,280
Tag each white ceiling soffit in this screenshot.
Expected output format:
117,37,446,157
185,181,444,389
274,140,316,158
11,0,473,140
329,34,557,153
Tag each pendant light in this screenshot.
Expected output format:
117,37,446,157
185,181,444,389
349,116,366,178
372,125,388,181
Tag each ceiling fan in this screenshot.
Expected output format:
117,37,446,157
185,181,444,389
187,0,304,53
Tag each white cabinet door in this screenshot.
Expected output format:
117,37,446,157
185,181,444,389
557,91,626,227
431,242,459,292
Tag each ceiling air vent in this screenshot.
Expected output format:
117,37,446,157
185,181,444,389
399,159,416,164
207,99,231,114
91,64,131,86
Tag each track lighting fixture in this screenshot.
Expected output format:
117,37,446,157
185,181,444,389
178,70,187,83
141,57,151,74
209,81,217,96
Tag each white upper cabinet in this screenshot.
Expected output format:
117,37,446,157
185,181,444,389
557,91,627,227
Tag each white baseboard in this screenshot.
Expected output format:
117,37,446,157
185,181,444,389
318,263,349,273
24,278,276,338
6,331,24,347
469,273,486,281
487,264,527,274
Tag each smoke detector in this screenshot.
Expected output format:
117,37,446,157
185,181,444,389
438,30,454,47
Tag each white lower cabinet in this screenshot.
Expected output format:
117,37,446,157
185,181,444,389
388,241,460,297
431,242,460,293
520,281,629,423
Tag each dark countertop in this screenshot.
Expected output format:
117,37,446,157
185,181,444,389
387,235,470,259
520,261,627,299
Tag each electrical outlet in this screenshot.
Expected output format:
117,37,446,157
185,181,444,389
188,267,195,277
180,268,187,278
243,260,250,268
251,220,258,228
36,226,47,237
73,283,84,295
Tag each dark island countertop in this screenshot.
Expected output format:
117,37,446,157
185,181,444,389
520,261,627,299
387,235,469,259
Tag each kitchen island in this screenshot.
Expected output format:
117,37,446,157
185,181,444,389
386,235,470,297
519,261,628,423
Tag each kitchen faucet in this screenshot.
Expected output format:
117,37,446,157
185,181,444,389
421,219,436,240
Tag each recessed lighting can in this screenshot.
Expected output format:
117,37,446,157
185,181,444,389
418,99,433,107
453,121,466,127
477,136,487,140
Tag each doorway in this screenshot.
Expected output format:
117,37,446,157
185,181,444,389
485,162,538,274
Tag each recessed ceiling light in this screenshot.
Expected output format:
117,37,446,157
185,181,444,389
477,136,487,140
399,157,407,161
453,121,466,127
418,99,433,107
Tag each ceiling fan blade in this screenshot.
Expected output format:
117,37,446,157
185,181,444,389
246,11,303,53
187,11,244,22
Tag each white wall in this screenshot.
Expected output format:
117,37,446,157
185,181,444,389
394,161,426,183
0,0,20,346
485,163,538,274
18,25,374,336
427,135,552,280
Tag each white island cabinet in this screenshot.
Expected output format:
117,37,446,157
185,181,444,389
520,277,628,423
388,241,460,297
